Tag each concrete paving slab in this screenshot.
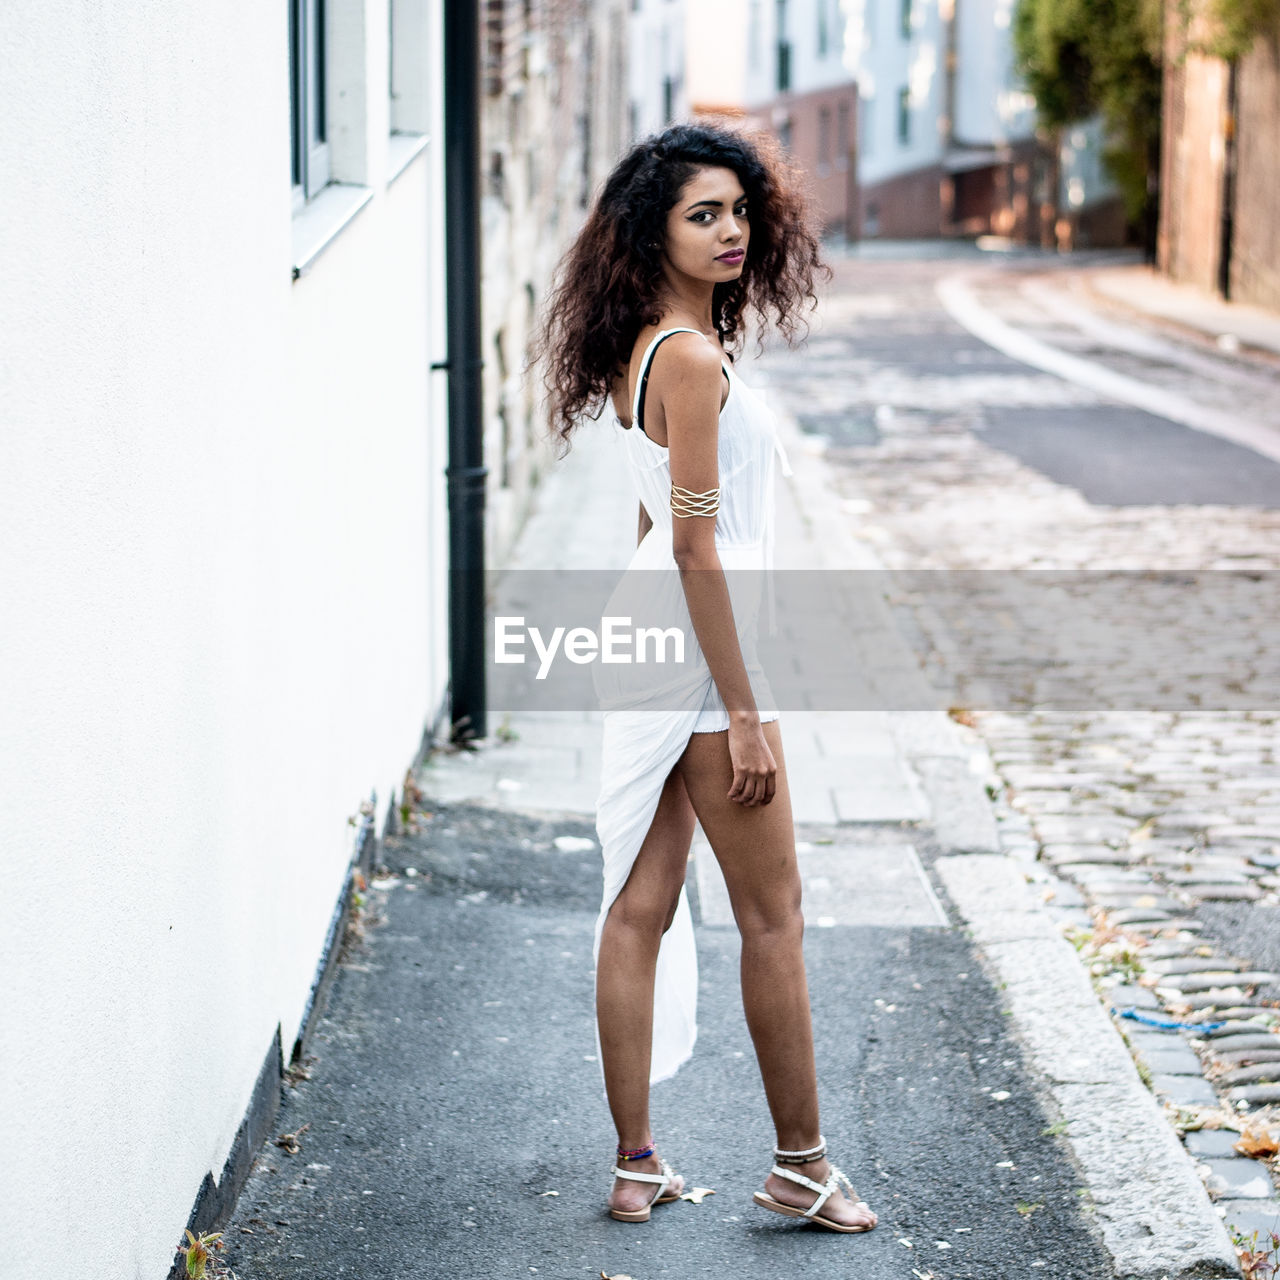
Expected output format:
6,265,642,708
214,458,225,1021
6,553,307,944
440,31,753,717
694,840,948,930
833,782,930,823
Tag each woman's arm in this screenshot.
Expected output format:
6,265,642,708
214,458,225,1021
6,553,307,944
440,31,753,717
638,501,652,546
655,335,775,806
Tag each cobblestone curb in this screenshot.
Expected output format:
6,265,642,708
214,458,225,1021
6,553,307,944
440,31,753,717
937,853,1242,1279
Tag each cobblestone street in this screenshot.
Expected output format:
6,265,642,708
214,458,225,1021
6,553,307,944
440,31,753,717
756,244,1280,1244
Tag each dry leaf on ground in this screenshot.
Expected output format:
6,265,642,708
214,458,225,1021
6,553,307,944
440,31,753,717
679,1187,716,1204
273,1122,311,1155
1235,1119,1280,1159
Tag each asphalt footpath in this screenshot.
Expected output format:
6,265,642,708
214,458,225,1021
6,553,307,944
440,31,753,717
223,802,1117,1280
223,330,1240,1279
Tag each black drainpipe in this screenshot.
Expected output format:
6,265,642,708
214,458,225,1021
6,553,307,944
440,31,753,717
440,0,487,742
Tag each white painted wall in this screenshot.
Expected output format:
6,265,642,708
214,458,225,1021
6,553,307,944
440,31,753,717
847,0,947,184
630,0,689,137
953,0,1037,145
0,2,449,1275
742,0,851,105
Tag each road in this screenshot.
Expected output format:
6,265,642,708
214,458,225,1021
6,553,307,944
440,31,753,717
754,242,1280,1231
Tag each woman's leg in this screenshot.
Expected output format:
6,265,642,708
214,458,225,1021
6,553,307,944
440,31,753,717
597,765,696,1212
676,720,876,1229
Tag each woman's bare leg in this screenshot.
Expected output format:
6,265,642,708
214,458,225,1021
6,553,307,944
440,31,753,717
596,765,695,1213
676,720,876,1229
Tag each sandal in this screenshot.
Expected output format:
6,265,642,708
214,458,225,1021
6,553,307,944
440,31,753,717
608,1143,684,1223
752,1137,876,1234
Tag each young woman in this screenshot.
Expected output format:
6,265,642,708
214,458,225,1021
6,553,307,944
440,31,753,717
531,122,877,1235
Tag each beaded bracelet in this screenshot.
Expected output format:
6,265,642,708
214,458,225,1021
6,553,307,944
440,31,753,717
617,1142,656,1162
774,1136,827,1165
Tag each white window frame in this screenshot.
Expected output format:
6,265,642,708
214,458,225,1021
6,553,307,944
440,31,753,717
388,0,432,181
291,0,331,211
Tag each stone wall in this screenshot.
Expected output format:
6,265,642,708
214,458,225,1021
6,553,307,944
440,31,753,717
1159,0,1280,310
1231,21,1280,308
481,0,631,568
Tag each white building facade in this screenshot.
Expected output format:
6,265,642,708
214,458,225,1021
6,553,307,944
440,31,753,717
1,2,450,1275
629,0,690,138
739,0,860,236
844,0,1049,238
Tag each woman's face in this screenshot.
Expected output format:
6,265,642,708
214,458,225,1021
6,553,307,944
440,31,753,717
661,164,749,284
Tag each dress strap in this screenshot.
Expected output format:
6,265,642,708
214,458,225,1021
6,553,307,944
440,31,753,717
631,328,731,436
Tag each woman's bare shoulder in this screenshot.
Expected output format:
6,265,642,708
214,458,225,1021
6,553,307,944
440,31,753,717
646,328,724,386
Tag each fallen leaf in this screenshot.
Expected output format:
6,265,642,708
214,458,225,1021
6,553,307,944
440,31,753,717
273,1122,311,1155
679,1187,716,1204
1234,1120,1280,1159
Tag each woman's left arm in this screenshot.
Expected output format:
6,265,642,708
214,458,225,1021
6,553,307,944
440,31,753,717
637,501,652,547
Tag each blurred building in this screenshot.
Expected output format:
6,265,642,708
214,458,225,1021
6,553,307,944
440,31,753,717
482,0,631,563
740,0,860,237
845,0,1052,241
630,0,691,137
1159,1,1280,309
2,2,451,1276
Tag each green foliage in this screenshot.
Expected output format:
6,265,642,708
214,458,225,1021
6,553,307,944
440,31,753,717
1013,0,1163,225
1184,0,1280,59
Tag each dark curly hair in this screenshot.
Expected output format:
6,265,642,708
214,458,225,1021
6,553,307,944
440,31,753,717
529,121,830,455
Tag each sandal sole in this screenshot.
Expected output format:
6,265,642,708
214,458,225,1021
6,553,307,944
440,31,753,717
752,1191,876,1233
608,1184,683,1222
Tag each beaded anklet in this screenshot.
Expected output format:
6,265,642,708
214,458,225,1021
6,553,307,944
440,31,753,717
773,1136,827,1165
617,1142,656,1162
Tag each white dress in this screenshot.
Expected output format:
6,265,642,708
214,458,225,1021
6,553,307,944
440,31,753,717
592,326,794,1084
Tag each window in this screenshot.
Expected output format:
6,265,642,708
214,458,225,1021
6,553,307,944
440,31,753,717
818,0,830,55
860,92,873,157
900,0,912,39
290,0,330,205
837,99,851,170
778,116,793,150
818,106,832,175
897,86,911,146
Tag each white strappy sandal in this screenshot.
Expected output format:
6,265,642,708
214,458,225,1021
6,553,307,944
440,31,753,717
752,1137,877,1234
608,1156,684,1222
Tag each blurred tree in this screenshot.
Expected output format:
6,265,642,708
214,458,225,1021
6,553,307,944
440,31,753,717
1012,0,1163,243
1185,0,1280,58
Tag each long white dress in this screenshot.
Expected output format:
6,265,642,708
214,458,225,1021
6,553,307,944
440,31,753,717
592,326,794,1084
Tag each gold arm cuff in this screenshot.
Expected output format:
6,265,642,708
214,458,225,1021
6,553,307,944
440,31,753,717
670,482,720,518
